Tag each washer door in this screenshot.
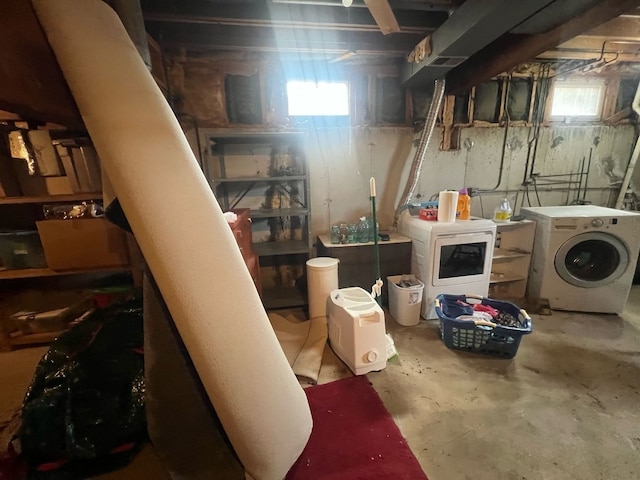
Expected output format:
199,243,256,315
555,232,629,288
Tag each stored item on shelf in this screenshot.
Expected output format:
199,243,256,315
53,139,103,193
8,130,36,175
357,217,370,243
0,153,21,197
28,130,62,177
43,202,86,220
419,207,437,221
54,142,81,192
11,306,76,335
346,223,358,243
36,218,129,270
11,156,74,196
457,188,471,220
0,230,47,270
42,201,104,220
330,225,341,244
493,198,512,222
407,201,438,216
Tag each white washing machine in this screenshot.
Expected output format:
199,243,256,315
522,205,640,314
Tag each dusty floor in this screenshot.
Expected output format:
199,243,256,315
1,287,639,479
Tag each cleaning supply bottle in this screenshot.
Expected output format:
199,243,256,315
493,198,512,222
457,188,471,220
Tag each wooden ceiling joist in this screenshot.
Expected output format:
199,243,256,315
446,0,640,94
0,1,83,129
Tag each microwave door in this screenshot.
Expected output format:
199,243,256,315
432,232,493,287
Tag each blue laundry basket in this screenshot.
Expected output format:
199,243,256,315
434,294,532,359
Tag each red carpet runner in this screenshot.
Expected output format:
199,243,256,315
287,375,428,479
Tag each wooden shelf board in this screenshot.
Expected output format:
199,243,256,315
9,330,61,346
249,208,308,218
0,193,102,205
492,248,530,261
490,272,526,284
253,240,309,256
214,175,307,183
494,219,535,231
0,266,129,280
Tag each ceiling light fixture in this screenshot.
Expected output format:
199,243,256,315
342,0,353,6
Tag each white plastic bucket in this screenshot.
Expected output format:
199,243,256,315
387,275,424,326
307,257,339,318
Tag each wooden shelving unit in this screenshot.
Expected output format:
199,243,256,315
0,193,101,205
204,130,311,309
0,266,129,280
489,220,536,299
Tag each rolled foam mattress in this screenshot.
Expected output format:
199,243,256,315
32,1,312,479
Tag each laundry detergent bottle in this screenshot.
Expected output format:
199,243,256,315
493,198,512,222
457,188,471,220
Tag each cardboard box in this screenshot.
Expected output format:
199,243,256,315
36,218,129,270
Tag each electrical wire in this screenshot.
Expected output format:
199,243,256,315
520,64,552,195
478,75,511,192
532,176,542,206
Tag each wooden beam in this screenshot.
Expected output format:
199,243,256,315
150,23,423,56
440,94,455,151
604,106,632,125
446,0,640,94
364,0,401,35
556,36,640,54
144,11,428,35
582,16,640,38
0,1,83,129
143,4,446,31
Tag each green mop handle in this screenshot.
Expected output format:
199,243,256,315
370,178,381,305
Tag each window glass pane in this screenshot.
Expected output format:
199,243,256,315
286,81,349,116
551,83,603,117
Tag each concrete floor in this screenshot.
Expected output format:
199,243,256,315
1,287,640,479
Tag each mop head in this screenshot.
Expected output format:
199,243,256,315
386,334,398,361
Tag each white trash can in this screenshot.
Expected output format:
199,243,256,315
307,257,339,318
387,275,424,326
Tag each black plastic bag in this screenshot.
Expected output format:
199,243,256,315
19,296,146,478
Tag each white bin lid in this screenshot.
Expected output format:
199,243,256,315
306,257,339,271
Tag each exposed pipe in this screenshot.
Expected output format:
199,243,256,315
478,76,511,192
615,79,640,209
393,78,446,227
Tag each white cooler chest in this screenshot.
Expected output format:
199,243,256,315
327,287,387,375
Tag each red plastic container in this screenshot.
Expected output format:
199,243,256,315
419,208,438,221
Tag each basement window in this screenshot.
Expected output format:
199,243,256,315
286,81,349,117
549,78,606,121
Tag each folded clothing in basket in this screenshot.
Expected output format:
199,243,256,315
448,298,519,327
